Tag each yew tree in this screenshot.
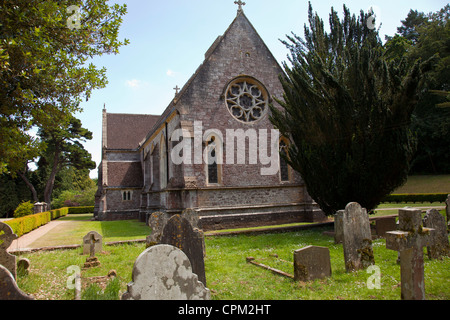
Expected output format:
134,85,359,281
270,3,432,215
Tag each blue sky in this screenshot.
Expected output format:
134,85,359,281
75,0,448,178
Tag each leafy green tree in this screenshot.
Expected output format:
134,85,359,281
0,0,128,175
270,3,432,216
37,116,96,205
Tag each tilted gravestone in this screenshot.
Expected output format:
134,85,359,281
445,194,450,228
146,211,170,247
339,202,375,272
0,265,34,300
121,244,210,300
294,245,332,282
82,231,102,255
0,222,18,279
423,209,449,260
386,207,434,300
160,214,207,286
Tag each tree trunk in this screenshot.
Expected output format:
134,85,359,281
44,149,61,208
18,168,38,203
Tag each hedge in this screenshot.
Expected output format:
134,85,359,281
382,193,449,204
68,206,94,214
5,207,69,238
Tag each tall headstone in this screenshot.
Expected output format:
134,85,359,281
146,211,170,247
340,202,375,272
445,194,450,228
386,207,434,300
293,246,332,282
121,244,210,300
0,222,18,279
375,217,397,238
0,265,34,300
160,215,207,286
82,231,102,255
334,211,343,244
423,209,449,260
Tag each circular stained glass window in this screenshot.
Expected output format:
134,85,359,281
225,77,268,123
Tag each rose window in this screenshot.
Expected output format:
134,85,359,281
225,77,268,123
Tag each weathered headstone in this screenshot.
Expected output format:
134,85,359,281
445,194,450,228
0,265,34,300
423,209,449,260
146,211,170,247
182,208,200,230
334,211,343,244
160,214,207,286
386,207,434,300
375,216,397,238
82,231,102,255
121,244,210,300
294,246,332,282
17,258,31,276
340,202,375,272
0,222,18,279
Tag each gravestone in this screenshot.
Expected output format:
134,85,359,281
334,211,343,244
160,214,207,286
386,207,434,300
445,194,450,228
182,208,200,230
17,258,31,276
146,211,170,247
121,244,210,300
82,231,102,255
0,222,18,279
293,246,331,282
375,217,397,238
340,202,375,272
0,265,34,300
423,209,449,260
84,232,101,268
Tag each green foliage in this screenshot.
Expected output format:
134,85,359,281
13,201,34,218
6,207,68,237
270,3,432,216
51,187,96,209
0,0,128,175
68,206,94,214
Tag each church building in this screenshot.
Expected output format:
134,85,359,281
94,4,326,230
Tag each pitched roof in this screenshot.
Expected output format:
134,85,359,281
106,113,160,150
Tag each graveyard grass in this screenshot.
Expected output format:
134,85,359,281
16,218,450,300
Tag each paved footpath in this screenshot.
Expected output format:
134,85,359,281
7,220,68,253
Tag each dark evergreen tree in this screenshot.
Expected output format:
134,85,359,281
270,3,432,216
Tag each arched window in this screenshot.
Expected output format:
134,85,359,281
122,191,131,201
279,139,290,182
204,134,223,185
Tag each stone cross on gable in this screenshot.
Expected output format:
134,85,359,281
234,0,246,12
386,208,434,300
174,85,180,96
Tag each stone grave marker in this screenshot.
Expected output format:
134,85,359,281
423,208,449,260
160,214,207,286
0,222,18,279
84,232,101,268
0,265,34,300
334,211,343,244
182,208,200,230
445,194,450,228
121,244,210,300
82,231,102,255
17,258,31,276
294,245,332,282
375,216,397,238
146,211,170,247
340,202,375,272
386,207,434,300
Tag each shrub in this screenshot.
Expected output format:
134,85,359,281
68,206,94,214
382,193,448,203
13,201,34,218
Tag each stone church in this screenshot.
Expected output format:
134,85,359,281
94,4,325,230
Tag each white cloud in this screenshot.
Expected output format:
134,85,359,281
125,79,143,88
166,69,177,77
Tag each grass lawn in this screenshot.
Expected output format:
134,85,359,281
28,214,150,248
393,175,450,194
17,225,450,300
